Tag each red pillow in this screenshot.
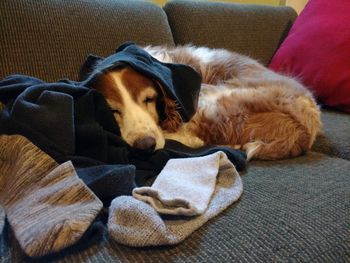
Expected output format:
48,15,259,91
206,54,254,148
269,0,350,113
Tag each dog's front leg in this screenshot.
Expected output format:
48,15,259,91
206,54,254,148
163,125,204,148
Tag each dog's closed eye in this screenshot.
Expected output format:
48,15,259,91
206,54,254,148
143,96,156,104
111,108,122,115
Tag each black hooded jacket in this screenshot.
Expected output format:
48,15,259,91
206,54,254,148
0,42,246,205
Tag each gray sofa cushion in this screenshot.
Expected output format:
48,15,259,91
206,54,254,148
4,153,348,262
0,0,174,82
164,0,297,65
313,110,350,160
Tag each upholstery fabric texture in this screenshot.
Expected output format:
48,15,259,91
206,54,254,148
312,109,350,160
0,0,174,82
164,0,297,65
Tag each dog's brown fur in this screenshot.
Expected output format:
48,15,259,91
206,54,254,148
93,45,322,160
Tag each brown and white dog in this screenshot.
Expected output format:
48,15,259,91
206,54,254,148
92,45,321,160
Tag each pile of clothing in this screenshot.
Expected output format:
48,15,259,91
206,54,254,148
0,43,246,259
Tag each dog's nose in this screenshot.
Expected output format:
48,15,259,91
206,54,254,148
133,136,156,151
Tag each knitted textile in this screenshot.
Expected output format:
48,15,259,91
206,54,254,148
0,135,103,257
108,151,243,246
0,206,4,235
133,151,233,216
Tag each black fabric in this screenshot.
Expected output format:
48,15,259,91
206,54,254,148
0,74,246,205
76,165,136,207
80,42,202,122
0,75,124,162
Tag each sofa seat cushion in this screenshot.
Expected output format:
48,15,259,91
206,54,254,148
313,109,350,160
3,153,349,262
164,0,297,65
0,0,174,82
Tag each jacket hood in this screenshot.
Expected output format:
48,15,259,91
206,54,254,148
79,42,202,122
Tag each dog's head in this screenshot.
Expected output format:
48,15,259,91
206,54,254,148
80,43,202,151
92,66,182,151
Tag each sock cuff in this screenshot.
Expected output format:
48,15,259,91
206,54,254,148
109,152,243,247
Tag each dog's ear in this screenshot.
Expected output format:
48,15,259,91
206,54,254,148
160,96,183,132
79,54,104,81
155,81,183,132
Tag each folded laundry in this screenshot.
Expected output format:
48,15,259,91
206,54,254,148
0,45,246,258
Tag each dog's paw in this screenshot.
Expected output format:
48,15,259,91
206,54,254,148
243,141,263,161
164,132,204,148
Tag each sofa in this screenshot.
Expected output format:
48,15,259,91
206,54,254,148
0,0,349,262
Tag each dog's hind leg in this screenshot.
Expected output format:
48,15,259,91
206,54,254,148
241,112,311,160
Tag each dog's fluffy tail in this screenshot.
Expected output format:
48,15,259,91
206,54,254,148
242,105,321,161
288,95,322,149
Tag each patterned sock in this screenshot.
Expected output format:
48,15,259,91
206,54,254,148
108,152,243,247
0,205,4,235
0,135,103,258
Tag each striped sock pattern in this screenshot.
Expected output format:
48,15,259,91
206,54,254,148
0,135,103,258
0,206,4,235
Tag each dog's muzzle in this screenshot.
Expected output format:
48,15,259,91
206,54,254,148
133,136,156,151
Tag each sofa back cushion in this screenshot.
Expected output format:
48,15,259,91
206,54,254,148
0,0,174,81
164,0,297,65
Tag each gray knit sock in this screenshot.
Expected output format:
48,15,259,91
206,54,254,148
133,152,227,216
108,151,243,247
0,135,103,257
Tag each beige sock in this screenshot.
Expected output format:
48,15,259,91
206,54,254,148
108,151,243,247
0,135,103,257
